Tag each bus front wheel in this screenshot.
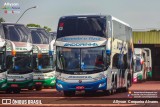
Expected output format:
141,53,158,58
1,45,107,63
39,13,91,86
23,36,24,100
63,91,75,97
13,88,21,94
35,86,42,91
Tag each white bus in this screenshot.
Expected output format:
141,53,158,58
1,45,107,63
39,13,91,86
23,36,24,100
133,48,147,82
143,48,152,79
30,28,56,91
0,23,7,91
49,32,57,40
2,23,33,93
55,15,134,96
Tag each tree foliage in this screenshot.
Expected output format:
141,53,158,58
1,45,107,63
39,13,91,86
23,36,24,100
27,24,52,32
0,18,5,23
27,24,41,28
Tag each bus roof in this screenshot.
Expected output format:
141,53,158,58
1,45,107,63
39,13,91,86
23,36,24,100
59,14,131,28
29,27,46,30
1,22,25,26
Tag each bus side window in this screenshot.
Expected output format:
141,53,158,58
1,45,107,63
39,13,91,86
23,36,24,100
112,53,119,68
106,54,110,65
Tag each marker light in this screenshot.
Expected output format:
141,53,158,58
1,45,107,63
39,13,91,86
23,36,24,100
11,50,16,56
59,22,64,27
140,59,144,64
38,53,42,58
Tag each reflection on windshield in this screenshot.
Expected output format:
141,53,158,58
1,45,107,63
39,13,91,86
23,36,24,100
8,55,32,74
3,24,31,42
135,59,142,72
57,47,106,73
30,29,50,44
33,55,55,72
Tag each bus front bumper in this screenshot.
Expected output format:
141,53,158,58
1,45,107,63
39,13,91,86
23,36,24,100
33,77,56,87
56,78,107,91
7,79,33,89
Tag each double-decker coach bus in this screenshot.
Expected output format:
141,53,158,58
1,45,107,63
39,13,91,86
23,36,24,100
133,48,147,82
0,23,7,91
2,23,33,93
55,15,133,96
30,28,56,91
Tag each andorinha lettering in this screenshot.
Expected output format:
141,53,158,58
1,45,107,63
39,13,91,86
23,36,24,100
64,43,98,47
62,37,101,41
68,76,92,79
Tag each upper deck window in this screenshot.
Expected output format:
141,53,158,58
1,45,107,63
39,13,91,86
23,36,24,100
30,29,51,44
57,16,106,39
3,24,32,43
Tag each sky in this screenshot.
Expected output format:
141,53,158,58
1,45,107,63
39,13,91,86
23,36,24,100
0,0,160,31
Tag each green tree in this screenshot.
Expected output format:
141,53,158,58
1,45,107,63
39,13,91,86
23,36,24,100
27,24,41,28
43,26,51,32
0,18,5,23
27,24,52,32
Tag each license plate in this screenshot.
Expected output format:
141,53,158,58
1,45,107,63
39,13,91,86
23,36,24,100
76,86,85,90
11,84,18,87
35,82,42,85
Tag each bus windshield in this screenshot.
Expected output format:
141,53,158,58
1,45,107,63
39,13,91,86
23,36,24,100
134,59,142,72
56,46,107,74
3,24,32,43
31,29,50,44
37,55,55,72
57,16,106,38
7,54,32,74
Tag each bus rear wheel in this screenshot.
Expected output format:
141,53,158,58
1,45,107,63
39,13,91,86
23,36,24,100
63,91,75,97
124,79,131,92
6,88,12,94
35,86,42,91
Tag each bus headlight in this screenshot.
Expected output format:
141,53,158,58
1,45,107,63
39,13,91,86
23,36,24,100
51,80,56,84
0,78,5,81
25,77,32,80
99,83,106,88
57,83,63,88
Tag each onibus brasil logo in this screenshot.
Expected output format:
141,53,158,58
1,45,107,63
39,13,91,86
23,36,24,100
1,2,20,14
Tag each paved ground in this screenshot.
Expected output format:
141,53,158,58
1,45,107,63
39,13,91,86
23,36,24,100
0,81,160,107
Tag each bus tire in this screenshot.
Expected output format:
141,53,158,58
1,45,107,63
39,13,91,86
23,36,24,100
112,81,117,94
35,86,42,91
28,86,34,90
63,91,75,97
13,88,21,94
105,89,112,96
6,88,12,94
124,78,131,92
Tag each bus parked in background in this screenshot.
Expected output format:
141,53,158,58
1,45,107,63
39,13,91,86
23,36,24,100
0,23,7,91
30,28,56,91
55,15,133,96
2,23,33,93
143,48,152,79
133,48,147,83
49,32,57,40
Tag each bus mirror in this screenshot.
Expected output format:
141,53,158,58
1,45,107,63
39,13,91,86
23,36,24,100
11,50,16,56
14,66,19,70
49,50,53,56
106,54,110,65
38,65,42,70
